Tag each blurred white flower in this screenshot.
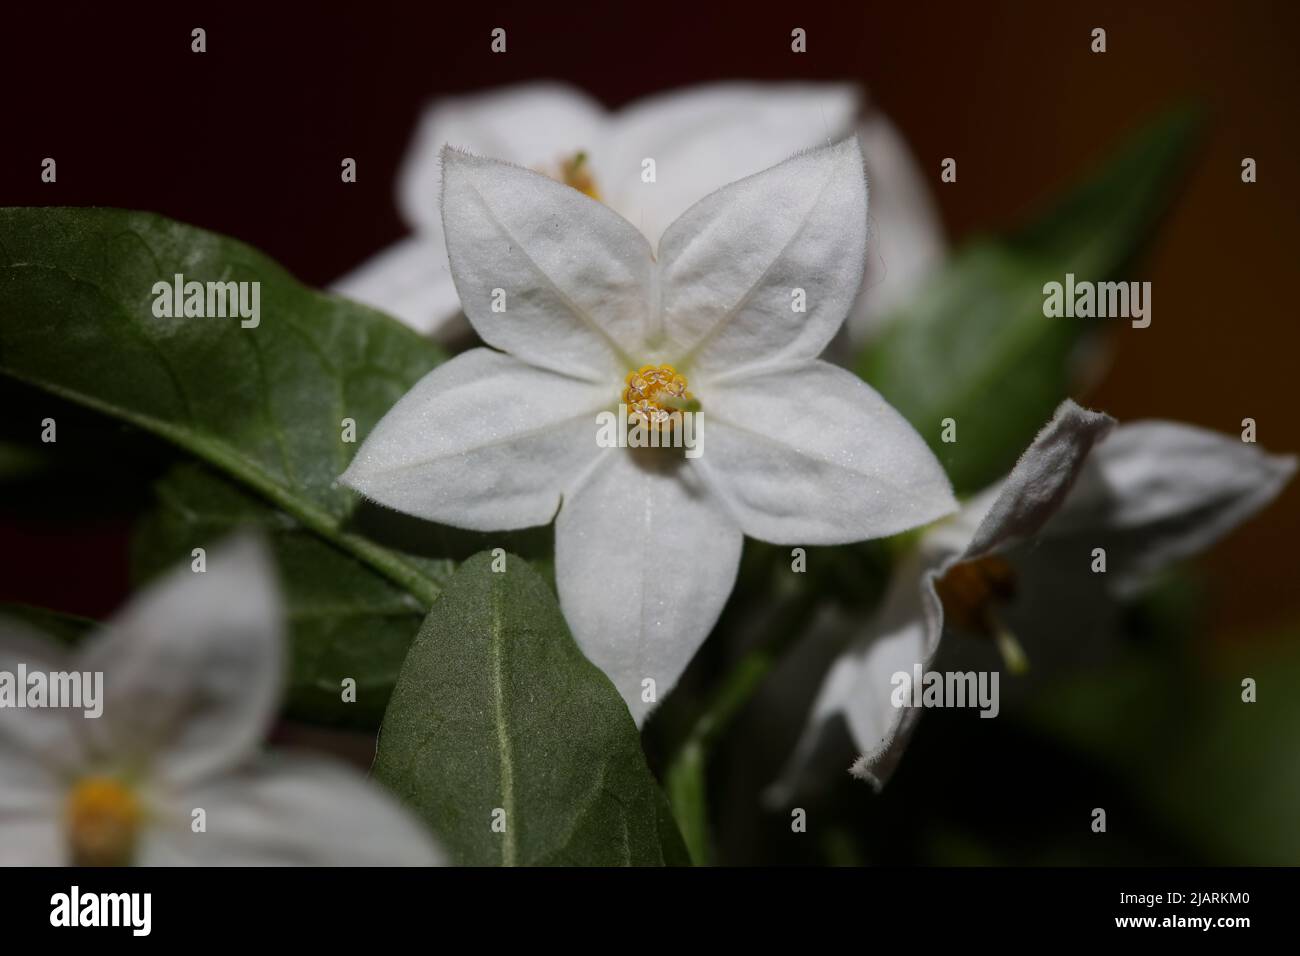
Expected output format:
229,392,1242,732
341,139,957,724
0,537,445,866
332,81,944,345
777,400,1296,794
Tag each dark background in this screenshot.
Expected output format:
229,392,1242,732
2,0,1295,641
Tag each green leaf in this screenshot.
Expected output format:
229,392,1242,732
0,603,95,647
0,207,448,604
132,463,452,728
374,552,690,866
860,106,1200,493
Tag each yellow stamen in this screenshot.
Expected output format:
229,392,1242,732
66,776,141,866
623,364,692,429
559,151,601,200
934,554,1030,672
934,554,1016,635
994,625,1030,675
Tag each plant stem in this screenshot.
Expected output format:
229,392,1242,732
664,739,708,865
664,590,819,864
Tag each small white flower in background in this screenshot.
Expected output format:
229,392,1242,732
341,138,957,724
775,400,1296,795
332,82,945,346
0,538,444,866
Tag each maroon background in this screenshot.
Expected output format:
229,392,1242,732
2,1,1297,640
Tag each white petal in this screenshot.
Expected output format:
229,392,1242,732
0,621,82,782
555,449,743,723
836,618,939,788
0,811,64,865
398,83,608,232
330,235,463,335
696,360,956,544
1045,420,1297,591
440,148,655,378
602,83,860,247
657,138,868,376
0,626,80,866
903,400,1113,563
963,399,1117,558
774,552,941,797
140,753,445,866
79,537,282,788
340,348,611,530
847,112,948,346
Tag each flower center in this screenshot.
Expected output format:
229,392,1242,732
556,151,601,200
934,554,1029,673
934,554,1017,636
623,364,692,429
65,776,142,866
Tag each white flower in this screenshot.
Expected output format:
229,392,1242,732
332,81,944,344
341,138,957,724
0,538,444,866
778,400,1297,793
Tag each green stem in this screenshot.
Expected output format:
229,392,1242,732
664,590,819,864
664,739,708,865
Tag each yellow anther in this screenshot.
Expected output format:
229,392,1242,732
559,151,601,200
66,776,141,867
623,364,692,429
934,554,1029,672
934,554,1016,635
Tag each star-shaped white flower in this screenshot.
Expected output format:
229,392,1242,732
0,538,444,866
332,82,945,344
777,400,1296,793
341,138,958,724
